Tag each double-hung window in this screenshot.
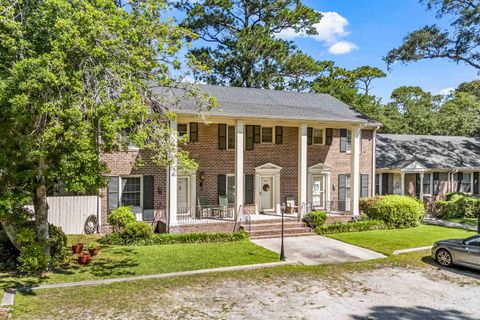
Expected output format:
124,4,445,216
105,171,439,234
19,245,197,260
261,127,273,143
312,128,324,145
226,174,235,203
346,130,352,153
121,177,141,207
422,173,431,195
461,173,472,193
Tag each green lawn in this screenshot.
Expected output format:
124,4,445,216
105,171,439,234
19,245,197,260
444,218,478,227
326,224,476,255
0,240,278,290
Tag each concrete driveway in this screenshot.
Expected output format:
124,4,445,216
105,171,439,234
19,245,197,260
252,235,385,265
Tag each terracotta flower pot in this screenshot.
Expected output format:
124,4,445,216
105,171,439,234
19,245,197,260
78,254,91,265
88,248,100,257
72,243,83,254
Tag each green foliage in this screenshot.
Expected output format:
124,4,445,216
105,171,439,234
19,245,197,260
117,222,153,245
0,226,20,270
385,1,480,71
175,0,321,90
18,242,48,275
108,206,136,231
100,231,248,246
305,211,327,228
48,224,68,265
363,195,424,228
88,242,101,250
436,193,480,219
316,220,388,234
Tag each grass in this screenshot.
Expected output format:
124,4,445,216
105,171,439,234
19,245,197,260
444,218,478,227
326,224,476,255
11,250,436,319
0,239,278,291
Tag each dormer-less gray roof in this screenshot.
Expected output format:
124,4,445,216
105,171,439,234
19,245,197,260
151,84,380,126
376,134,480,170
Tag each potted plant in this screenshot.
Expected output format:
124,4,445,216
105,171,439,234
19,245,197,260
88,242,101,257
72,243,83,254
77,253,91,265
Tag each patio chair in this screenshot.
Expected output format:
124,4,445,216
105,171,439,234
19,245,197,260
213,196,233,218
197,196,211,218
284,197,297,214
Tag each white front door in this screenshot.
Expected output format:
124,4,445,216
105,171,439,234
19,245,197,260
177,177,190,211
312,175,326,210
260,176,274,212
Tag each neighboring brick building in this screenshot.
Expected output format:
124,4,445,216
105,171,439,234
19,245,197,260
101,85,381,233
376,134,480,200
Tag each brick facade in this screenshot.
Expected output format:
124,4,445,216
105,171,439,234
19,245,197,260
100,122,375,233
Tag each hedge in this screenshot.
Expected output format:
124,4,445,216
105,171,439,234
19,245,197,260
305,211,327,228
315,220,388,234
435,193,480,219
100,231,249,246
363,195,424,228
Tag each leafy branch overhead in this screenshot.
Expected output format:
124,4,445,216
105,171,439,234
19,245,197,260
385,0,480,70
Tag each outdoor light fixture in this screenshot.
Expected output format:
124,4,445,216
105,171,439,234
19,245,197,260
199,171,206,190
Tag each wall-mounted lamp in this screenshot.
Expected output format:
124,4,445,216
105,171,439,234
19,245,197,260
199,171,206,190
332,184,336,191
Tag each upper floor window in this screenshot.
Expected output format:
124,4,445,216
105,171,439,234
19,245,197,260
227,125,235,149
312,128,324,145
261,127,273,143
177,124,188,136
340,129,352,153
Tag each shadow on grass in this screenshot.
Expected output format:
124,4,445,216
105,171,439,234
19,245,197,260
351,305,477,320
421,256,480,280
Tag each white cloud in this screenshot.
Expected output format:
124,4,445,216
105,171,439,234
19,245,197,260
438,87,454,96
277,12,358,55
328,41,358,55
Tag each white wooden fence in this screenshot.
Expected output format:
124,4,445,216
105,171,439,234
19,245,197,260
26,196,100,234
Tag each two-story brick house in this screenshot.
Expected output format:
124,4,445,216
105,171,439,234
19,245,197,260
100,85,381,234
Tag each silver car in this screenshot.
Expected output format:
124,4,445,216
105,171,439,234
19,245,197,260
432,234,480,270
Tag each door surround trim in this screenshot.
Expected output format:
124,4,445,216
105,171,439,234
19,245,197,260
255,163,282,214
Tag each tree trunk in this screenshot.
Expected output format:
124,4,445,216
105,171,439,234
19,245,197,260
34,158,50,261
0,220,22,251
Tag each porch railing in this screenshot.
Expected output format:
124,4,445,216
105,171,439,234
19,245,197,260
176,205,235,224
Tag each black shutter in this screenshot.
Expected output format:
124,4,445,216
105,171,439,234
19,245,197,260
415,174,421,198
189,123,198,142
433,172,440,195
108,176,119,213
245,175,254,204
381,173,389,195
227,125,235,149
361,174,369,198
275,126,283,144
474,172,479,195
218,124,227,150
326,128,333,145
307,127,313,145
457,172,463,192
340,129,347,153
253,125,261,144
246,125,254,150
143,176,154,220
338,174,346,211
217,174,226,202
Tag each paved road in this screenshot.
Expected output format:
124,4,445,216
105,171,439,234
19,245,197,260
253,235,385,265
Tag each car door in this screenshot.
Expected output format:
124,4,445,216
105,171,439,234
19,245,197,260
463,236,480,267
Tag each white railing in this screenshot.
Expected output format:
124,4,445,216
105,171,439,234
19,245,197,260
26,196,100,234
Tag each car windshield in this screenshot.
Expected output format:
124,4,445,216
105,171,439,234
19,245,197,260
464,235,480,246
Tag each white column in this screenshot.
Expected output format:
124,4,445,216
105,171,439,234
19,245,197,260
378,173,383,196
419,173,424,200
235,121,244,215
400,172,405,196
470,172,474,194
298,124,308,211
350,126,361,216
167,121,178,227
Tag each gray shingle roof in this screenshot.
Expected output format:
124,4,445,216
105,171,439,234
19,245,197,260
376,134,480,170
151,84,380,125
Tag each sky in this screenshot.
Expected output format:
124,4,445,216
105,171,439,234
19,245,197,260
173,0,479,101
282,0,479,101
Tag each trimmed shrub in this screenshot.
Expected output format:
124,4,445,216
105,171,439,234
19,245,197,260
118,221,153,244
108,206,136,231
49,224,68,265
316,220,388,234
359,197,377,213
305,211,327,228
436,193,480,218
363,195,424,228
100,231,249,246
